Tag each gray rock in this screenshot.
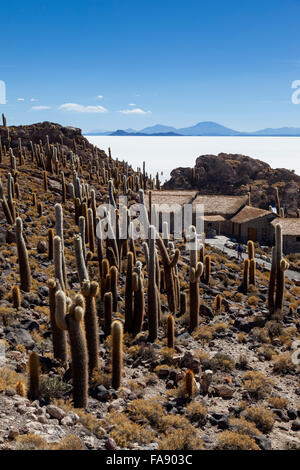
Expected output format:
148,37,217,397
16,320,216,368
6,328,34,349
291,420,300,431
255,435,272,450
105,437,118,450
46,405,66,420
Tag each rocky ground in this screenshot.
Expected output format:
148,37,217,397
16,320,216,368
0,121,299,451
163,153,300,217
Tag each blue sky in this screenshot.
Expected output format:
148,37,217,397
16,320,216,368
1,0,300,131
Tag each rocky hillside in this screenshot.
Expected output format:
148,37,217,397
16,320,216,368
164,153,300,216
0,122,299,451
0,121,107,163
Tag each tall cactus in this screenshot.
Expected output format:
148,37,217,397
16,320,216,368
156,235,179,314
184,369,194,398
81,280,100,375
132,262,145,336
247,240,255,260
249,258,256,286
167,314,175,348
189,226,203,330
48,228,54,260
47,278,67,363
125,252,134,333
56,291,88,408
54,235,65,291
55,203,67,288
15,217,31,292
148,226,159,341
111,320,123,390
73,234,89,283
268,224,289,316
110,265,119,312
87,207,95,253
240,258,250,294
100,258,110,299
203,255,211,285
12,285,21,309
28,352,40,401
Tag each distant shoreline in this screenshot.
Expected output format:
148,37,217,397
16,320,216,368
84,133,300,137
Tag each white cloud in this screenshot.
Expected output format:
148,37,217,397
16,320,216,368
97,95,103,99
128,103,136,106
58,103,108,113
30,98,38,102
119,108,151,115
17,98,25,101
31,105,51,110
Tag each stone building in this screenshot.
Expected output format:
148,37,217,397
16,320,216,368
192,194,248,236
230,206,277,244
271,218,300,254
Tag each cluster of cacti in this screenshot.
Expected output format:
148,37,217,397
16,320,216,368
1,122,297,425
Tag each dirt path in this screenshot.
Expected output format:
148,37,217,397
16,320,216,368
205,235,300,282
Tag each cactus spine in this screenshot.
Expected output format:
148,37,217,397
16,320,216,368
111,320,123,390
15,217,31,292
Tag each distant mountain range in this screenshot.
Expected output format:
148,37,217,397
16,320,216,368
84,121,300,137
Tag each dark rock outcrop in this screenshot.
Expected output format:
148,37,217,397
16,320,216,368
164,153,300,216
